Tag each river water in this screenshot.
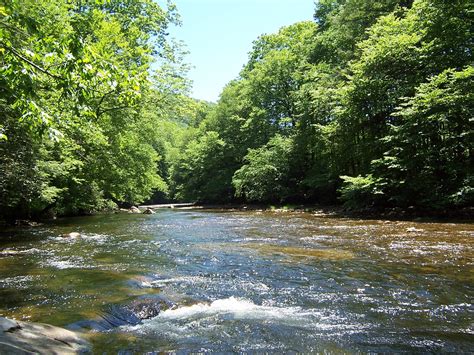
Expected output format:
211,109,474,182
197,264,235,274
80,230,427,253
0,210,473,352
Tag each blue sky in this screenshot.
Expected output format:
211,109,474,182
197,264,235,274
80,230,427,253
168,0,316,102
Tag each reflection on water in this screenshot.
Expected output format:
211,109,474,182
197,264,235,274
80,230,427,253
0,210,473,352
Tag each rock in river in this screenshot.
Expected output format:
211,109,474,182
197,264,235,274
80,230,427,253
143,208,155,214
68,295,173,332
0,317,90,354
129,206,141,214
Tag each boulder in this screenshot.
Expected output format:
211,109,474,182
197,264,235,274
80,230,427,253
126,296,169,319
0,317,90,354
0,318,20,332
68,295,173,332
129,206,141,214
142,208,155,215
14,220,41,227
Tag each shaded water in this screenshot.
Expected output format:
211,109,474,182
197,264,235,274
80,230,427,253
0,210,473,352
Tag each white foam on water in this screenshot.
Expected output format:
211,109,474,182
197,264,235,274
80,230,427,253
121,239,142,245
0,275,39,289
48,236,77,243
232,237,274,242
0,248,44,255
428,242,466,251
82,233,110,244
126,296,366,341
41,256,94,269
157,297,314,322
432,303,472,313
460,327,474,335
46,259,80,269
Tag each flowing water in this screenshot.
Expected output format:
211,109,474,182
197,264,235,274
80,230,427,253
0,210,473,352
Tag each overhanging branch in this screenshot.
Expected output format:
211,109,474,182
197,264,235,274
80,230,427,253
0,42,63,80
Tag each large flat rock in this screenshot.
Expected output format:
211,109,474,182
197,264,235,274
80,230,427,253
0,317,90,354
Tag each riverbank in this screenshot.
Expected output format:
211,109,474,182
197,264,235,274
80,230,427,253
1,202,472,229
190,203,474,222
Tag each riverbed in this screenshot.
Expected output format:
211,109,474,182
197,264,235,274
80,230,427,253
0,210,473,352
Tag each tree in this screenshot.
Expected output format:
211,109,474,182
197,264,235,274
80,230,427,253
373,67,474,209
170,131,232,202
312,0,413,65
233,135,294,202
0,0,180,219
336,0,473,209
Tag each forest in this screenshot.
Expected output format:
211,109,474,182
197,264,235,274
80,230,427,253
0,0,472,222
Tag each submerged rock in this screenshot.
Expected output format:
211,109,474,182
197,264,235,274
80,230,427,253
0,317,90,354
14,220,42,227
243,243,354,260
68,295,173,332
125,297,164,319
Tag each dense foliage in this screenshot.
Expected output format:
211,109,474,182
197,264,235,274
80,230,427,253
1,0,472,222
0,0,205,221
171,0,473,213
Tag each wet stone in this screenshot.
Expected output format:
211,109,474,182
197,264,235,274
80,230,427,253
0,317,90,354
129,206,141,214
0,317,20,332
68,296,172,331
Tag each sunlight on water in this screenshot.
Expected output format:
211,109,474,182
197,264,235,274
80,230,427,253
0,210,472,352
242,243,355,260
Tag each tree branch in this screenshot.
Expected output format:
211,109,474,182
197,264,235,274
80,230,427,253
0,42,62,80
95,89,117,116
97,105,131,117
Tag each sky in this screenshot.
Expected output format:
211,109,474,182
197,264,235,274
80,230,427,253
168,0,316,102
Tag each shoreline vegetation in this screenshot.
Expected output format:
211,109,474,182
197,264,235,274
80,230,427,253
202,205,474,222
1,0,472,228
2,203,472,228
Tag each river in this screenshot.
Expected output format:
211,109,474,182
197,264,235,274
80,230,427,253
0,209,473,352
